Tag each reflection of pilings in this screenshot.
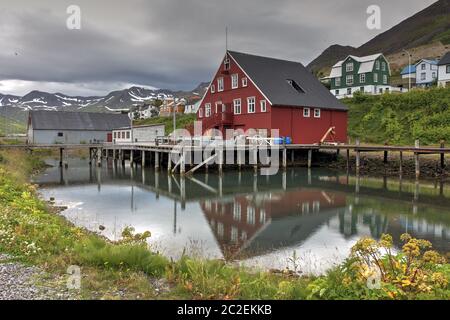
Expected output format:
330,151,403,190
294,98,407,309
167,152,172,172
414,179,419,202
218,174,223,197
96,166,101,192
253,174,258,193
355,174,360,194
355,139,360,174
130,150,134,167
142,150,146,167
307,149,312,169
155,171,160,199
173,200,177,235
308,168,311,185
180,176,186,210
282,171,286,190
399,151,403,175
414,139,420,179
97,147,102,167
168,174,172,193
59,166,64,185
142,167,146,184
155,152,160,171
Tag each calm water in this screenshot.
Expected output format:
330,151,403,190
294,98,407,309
34,158,450,274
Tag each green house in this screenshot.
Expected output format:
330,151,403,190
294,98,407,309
328,53,391,99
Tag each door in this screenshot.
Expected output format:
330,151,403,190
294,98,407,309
107,133,112,142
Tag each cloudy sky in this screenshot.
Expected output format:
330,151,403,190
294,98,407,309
0,0,437,96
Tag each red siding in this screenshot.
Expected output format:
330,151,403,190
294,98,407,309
197,53,348,144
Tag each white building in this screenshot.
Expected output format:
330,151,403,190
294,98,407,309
184,100,201,114
112,124,165,144
437,52,450,88
415,59,438,87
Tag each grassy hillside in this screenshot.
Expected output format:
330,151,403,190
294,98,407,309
0,114,26,136
134,114,196,135
345,87,450,145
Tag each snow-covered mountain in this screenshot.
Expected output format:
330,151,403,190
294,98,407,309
0,84,208,113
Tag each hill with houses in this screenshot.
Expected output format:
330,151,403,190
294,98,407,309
307,0,450,77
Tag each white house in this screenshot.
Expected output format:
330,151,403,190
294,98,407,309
415,59,438,87
437,52,450,88
184,100,201,114
112,124,165,144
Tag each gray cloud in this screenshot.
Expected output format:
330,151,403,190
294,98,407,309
0,0,437,95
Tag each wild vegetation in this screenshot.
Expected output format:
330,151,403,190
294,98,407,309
0,150,448,300
345,87,450,145
134,114,196,135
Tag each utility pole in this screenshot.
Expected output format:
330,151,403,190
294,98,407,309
403,49,412,92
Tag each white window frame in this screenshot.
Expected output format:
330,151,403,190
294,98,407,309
224,58,230,70
205,103,211,117
360,73,366,83
198,108,203,118
375,61,380,70
446,65,450,73
247,97,255,113
314,108,321,118
260,100,267,112
233,99,241,114
210,84,215,93
346,75,353,85
421,63,426,70
335,77,341,86
346,62,354,72
217,77,224,92
303,107,310,117
383,74,388,84
242,77,248,87
374,73,378,83
231,74,238,89
382,62,386,71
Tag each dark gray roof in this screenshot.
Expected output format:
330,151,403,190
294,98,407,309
30,111,130,131
228,51,348,110
438,52,450,65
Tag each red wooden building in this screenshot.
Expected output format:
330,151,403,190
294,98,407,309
196,51,348,144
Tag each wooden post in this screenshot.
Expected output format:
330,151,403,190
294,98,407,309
282,143,287,170
97,148,102,167
89,148,92,165
167,151,172,172
415,139,420,179
219,148,223,175
253,146,258,174
155,151,160,171
59,148,64,167
346,149,350,171
355,139,360,173
180,149,185,176
130,150,134,167
307,149,312,169
399,151,403,175
383,142,388,164
141,150,146,167
440,140,445,170
291,150,295,164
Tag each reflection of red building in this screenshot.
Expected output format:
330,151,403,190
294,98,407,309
197,51,348,143
200,189,347,259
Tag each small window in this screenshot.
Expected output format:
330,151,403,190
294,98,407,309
57,132,63,137
346,62,354,72
286,79,305,93
217,78,224,92
121,132,125,139
335,77,341,86
421,73,426,81
347,88,352,95
260,100,267,112
346,75,353,85
205,103,211,117
382,62,386,71
335,89,339,95
126,131,130,139
231,74,238,89
421,64,426,70
432,72,436,79
247,97,255,113
383,75,388,84
360,73,366,83
224,58,230,70
314,108,321,118
242,77,248,87
303,107,310,117
210,84,215,93
375,61,380,70
113,132,116,138
233,99,241,114
446,65,450,73
374,73,378,83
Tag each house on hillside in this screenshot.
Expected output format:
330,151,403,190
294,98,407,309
415,59,438,87
400,65,416,81
196,50,348,144
27,111,130,144
437,52,450,88
159,97,186,117
184,100,201,114
328,53,391,99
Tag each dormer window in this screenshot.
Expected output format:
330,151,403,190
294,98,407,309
242,77,248,87
217,78,224,92
286,79,305,93
210,84,215,93
346,62,354,72
224,58,230,70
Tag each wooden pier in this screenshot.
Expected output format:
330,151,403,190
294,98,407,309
1,140,448,178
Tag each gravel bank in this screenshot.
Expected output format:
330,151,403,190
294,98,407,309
0,253,78,300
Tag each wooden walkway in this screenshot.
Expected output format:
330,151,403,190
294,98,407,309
1,140,448,178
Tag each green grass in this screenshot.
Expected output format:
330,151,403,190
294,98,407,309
344,87,450,145
134,114,196,135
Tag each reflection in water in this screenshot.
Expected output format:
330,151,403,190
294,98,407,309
35,158,450,274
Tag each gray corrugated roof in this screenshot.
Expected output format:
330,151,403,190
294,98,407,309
438,52,450,65
228,51,348,111
30,110,130,131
